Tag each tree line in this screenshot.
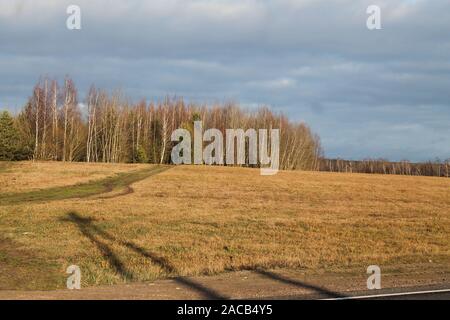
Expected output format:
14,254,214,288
1,76,448,177
0,77,322,171
318,158,450,178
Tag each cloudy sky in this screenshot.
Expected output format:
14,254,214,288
1,0,449,161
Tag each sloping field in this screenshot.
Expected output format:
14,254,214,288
0,161,146,193
0,165,170,206
0,162,449,291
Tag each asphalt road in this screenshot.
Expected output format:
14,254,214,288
369,291,450,300
267,285,450,300
320,287,450,300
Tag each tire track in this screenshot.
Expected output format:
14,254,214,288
0,165,171,206
96,165,170,200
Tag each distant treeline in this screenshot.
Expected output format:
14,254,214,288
0,77,322,171
318,158,450,178
1,76,448,178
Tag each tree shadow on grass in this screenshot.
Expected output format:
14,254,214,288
62,212,345,300
254,269,346,299
62,211,228,299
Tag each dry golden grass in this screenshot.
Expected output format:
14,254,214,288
0,161,144,193
0,162,449,290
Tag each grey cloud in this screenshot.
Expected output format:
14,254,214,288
0,0,449,161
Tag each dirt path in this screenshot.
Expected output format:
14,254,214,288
1,269,448,300
0,165,171,205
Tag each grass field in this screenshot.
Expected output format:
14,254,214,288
0,161,449,291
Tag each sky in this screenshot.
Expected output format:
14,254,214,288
0,0,449,161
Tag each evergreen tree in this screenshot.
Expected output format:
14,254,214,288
134,145,148,163
0,111,21,161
